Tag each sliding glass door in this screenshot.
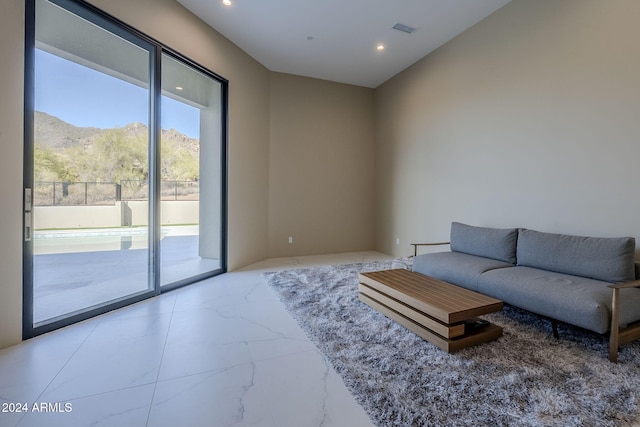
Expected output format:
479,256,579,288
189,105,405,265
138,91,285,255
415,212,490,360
24,0,227,337
159,53,223,289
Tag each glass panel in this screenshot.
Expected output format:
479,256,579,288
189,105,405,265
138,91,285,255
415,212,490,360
160,53,222,286
32,0,152,324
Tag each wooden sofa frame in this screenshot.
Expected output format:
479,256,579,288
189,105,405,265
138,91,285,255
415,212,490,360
609,280,640,362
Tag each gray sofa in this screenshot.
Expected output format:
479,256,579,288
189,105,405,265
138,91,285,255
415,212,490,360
412,222,640,362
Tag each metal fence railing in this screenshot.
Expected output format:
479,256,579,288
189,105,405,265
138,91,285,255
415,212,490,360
120,180,200,201
161,180,199,201
35,182,119,206
34,180,199,206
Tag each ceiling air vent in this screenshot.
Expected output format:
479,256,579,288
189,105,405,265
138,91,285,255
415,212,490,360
392,23,416,34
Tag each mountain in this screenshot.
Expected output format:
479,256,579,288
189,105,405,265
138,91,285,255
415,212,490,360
33,111,199,155
34,111,102,149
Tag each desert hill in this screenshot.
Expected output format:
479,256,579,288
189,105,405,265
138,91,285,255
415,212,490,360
34,111,199,155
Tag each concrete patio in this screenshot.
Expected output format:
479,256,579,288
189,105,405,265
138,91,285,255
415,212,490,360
33,226,220,324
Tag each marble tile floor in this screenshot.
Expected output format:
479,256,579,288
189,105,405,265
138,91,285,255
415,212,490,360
0,251,393,427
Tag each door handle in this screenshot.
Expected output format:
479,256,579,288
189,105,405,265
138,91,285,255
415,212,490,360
25,188,32,242
25,212,32,241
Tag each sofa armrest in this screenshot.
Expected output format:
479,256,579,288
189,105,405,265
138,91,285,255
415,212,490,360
410,242,450,257
609,279,640,362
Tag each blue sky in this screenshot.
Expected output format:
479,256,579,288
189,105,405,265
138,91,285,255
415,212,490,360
35,49,200,138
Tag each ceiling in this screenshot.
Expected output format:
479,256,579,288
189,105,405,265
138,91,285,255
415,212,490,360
176,0,512,88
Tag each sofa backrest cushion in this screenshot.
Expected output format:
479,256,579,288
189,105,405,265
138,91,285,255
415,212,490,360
450,222,518,264
516,229,636,283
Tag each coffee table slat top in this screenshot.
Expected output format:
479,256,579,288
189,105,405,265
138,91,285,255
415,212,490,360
359,269,502,323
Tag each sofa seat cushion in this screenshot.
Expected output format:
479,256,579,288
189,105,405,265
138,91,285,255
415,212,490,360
516,229,636,283
413,251,514,292
477,266,640,334
450,222,518,264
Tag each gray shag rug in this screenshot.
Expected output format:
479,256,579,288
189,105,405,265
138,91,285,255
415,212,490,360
263,260,640,427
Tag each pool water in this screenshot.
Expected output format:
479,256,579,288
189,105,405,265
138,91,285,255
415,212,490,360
34,229,155,255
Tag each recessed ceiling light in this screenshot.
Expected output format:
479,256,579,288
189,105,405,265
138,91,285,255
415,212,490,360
376,44,385,51
175,86,183,91
222,0,232,6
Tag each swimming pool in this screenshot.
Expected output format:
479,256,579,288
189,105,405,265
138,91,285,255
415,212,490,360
34,229,154,255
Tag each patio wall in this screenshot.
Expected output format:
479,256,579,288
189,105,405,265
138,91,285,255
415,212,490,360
34,201,199,229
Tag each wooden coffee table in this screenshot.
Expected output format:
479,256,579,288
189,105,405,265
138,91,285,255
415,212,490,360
359,269,503,353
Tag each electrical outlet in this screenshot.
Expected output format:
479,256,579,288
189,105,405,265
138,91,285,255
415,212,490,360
288,236,293,244
396,238,400,245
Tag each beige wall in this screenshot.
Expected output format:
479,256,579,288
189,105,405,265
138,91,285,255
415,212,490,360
34,201,200,229
269,73,375,257
0,0,26,348
375,0,640,257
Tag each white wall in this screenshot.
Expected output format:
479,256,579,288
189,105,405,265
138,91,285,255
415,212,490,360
375,0,640,257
